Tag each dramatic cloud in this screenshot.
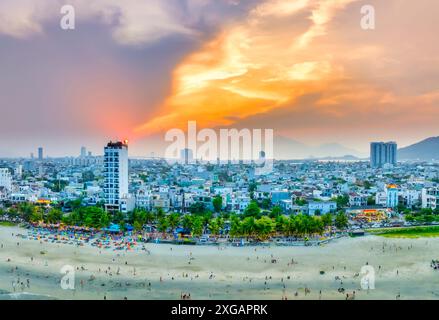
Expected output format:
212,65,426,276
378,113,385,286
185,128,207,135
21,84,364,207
135,0,357,133
134,0,439,153
1,0,439,157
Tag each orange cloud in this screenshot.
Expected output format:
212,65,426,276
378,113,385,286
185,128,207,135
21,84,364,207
135,0,355,134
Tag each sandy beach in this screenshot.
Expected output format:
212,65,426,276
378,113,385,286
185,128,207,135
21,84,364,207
0,225,439,300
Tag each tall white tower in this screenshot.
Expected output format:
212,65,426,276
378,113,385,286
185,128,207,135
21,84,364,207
104,141,129,212
0,168,12,191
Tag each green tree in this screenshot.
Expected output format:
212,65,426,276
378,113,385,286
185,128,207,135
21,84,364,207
212,196,223,213
189,202,206,214
157,217,169,233
145,211,155,224
229,216,242,238
244,201,261,218
29,207,44,223
241,217,256,237
321,213,333,227
133,220,143,232
168,213,180,231
181,215,193,231
334,195,349,209
367,196,376,206
46,208,62,224
255,216,275,240
335,212,349,230
192,216,204,236
208,218,220,235
269,206,282,218
155,208,165,220
99,211,111,228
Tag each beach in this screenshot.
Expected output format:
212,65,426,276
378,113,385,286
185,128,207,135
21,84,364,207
0,225,439,300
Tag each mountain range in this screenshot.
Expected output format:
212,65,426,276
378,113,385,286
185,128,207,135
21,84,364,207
273,136,365,160
398,136,439,161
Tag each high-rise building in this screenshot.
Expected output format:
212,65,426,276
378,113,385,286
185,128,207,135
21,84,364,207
0,168,12,191
38,147,44,161
104,141,131,212
370,142,397,168
15,164,23,178
80,146,87,158
180,148,194,165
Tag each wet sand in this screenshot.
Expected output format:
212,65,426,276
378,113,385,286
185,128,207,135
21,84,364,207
1,226,439,300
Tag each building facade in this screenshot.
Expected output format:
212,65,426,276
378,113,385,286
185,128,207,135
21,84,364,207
38,147,44,161
422,187,439,210
104,141,131,212
0,168,12,191
370,142,397,168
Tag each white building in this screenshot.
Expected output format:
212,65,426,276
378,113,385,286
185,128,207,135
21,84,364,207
104,141,133,212
375,184,399,208
15,164,23,178
307,201,337,216
0,168,12,192
386,184,398,208
399,189,421,208
422,187,439,210
349,193,368,207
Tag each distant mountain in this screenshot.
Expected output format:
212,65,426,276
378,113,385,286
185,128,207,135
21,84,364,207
317,155,362,161
399,136,439,161
273,136,364,160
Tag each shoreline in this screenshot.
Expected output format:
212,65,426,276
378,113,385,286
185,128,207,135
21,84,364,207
1,225,439,300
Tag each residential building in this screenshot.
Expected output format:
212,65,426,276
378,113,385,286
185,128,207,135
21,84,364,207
370,142,397,168
104,141,132,212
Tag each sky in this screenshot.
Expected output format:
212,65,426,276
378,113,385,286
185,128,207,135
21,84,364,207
0,0,438,158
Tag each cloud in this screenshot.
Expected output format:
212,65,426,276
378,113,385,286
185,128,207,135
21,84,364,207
135,0,352,134
0,0,51,38
0,0,241,45
297,0,359,47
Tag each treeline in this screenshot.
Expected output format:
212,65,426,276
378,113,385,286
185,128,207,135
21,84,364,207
0,200,349,239
405,208,439,224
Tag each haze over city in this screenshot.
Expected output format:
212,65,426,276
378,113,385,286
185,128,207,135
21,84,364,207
1,0,439,158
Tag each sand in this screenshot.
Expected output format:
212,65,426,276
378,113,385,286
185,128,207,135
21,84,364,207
0,225,439,300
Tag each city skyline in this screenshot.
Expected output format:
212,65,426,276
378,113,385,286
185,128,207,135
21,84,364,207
1,0,439,157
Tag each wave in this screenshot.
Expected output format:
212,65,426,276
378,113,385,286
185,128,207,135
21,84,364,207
0,291,57,300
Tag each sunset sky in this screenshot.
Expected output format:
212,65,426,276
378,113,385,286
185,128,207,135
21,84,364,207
1,0,438,158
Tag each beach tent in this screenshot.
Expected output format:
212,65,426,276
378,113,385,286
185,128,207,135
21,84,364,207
103,223,120,233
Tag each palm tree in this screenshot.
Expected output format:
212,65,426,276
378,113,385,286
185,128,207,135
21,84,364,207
241,217,256,239
208,218,220,236
255,216,275,240
168,213,180,232
192,216,203,237
157,216,169,233
181,214,193,231
145,211,155,224
229,216,242,238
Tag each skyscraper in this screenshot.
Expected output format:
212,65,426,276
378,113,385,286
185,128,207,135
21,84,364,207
104,141,129,212
38,147,43,161
0,168,12,191
80,146,87,158
370,142,397,168
180,148,194,165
